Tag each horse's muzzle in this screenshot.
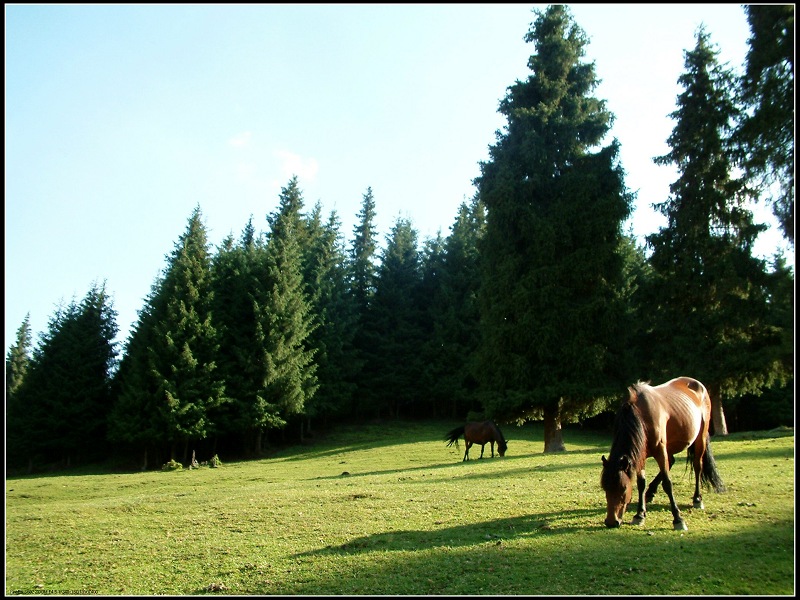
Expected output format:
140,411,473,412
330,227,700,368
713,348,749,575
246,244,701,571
605,517,622,528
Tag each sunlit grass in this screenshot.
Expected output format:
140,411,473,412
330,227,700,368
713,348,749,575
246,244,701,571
5,421,794,595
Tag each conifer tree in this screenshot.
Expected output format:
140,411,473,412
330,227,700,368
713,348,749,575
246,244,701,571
646,28,783,434
360,217,426,418
210,219,274,455
735,4,794,243
301,203,358,426
113,206,226,463
256,179,318,439
109,287,166,469
6,314,34,469
418,230,447,417
6,313,32,399
422,197,486,418
11,283,118,468
475,5,632,451
350,187,379,313
348,187,380,406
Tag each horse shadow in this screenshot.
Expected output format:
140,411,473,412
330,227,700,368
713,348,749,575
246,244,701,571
295,508,598,558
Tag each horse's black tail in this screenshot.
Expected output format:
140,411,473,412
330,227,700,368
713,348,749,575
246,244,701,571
444,426,464,448
687,438,726,493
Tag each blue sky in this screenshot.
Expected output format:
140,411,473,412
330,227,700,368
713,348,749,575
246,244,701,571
5,4,792,352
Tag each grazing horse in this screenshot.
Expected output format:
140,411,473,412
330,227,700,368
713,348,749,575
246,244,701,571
600,377,726,530
445,420,507,461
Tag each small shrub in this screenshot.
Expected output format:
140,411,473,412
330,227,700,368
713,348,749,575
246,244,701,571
161,459,183,471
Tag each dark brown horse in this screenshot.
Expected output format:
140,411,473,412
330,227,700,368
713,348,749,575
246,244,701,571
445,420,507,461
600,376,726,530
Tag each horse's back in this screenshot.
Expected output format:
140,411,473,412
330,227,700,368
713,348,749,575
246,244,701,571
464,420,495,443
647,377,708,452
662,376,707,398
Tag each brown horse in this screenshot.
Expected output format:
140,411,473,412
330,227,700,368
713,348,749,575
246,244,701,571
600,376,726,530
445,420,507,461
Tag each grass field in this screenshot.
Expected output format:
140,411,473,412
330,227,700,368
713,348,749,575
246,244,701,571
5,420,795,595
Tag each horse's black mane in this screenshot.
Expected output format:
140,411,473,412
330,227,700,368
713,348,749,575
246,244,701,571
601,384,648,489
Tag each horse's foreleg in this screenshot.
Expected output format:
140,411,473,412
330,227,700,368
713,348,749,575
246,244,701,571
479,443,485,459
661,474,687,531
645,455,675,502
632,470,647,526
652,448,686,530
490,441,495,458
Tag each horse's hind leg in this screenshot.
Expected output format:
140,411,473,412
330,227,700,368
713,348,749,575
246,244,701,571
479,443,485,459
463,442,472,461
490,441,495,458
692,439,705,509
645,472,662,503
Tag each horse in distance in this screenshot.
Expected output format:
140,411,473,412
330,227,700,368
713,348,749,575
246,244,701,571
445,420,508,461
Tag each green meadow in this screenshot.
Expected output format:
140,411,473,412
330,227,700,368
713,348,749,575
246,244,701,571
5,421,794,595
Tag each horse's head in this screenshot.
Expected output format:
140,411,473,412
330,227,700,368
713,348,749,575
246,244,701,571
497,438,507,457
601,454,633,528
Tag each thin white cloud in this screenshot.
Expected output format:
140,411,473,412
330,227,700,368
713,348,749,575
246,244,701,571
274,149,319,181
228,131,253,148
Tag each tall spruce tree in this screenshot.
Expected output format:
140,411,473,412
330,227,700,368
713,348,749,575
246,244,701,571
735,4,794,243
475,5,632,451
109,284,168,469
350,187,379,312
7,314,34,471
209,219,278,455
422,197,486,418
114,206,227,463
418,230,447,417
646,28,783,434
10,283,118,469
257,178,318,440
301,203,358,427
360,217,426,418
6,313,32,399
615,233,654,382
349,187,380,406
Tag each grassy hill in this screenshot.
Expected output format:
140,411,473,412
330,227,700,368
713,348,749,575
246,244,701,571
5,420,794,595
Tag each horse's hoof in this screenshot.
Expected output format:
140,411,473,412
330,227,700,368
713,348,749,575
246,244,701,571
631,516,645,526
693,500,704,509
673,520,688,531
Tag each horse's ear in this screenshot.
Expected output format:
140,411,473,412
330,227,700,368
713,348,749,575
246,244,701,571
627,386,638,403
601,455,608,466
619,456,631,472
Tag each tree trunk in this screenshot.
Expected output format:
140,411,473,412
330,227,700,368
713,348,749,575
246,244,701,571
709,383,729,436
543,402,566,452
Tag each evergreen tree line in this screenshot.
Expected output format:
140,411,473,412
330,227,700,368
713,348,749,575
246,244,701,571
6,5,793,471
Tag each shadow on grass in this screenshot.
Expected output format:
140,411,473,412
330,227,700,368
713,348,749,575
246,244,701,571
271,513,794,596
307,448,612,482
296,507,600,558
